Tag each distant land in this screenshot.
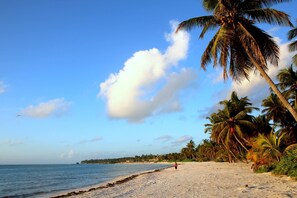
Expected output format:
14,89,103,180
81,153,184,164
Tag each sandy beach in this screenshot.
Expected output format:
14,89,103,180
53,162,297,198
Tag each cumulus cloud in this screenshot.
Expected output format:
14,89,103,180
21,98,71,118
99,21,197,122
172,135,193,146
155,135,173,142
0,81,8,94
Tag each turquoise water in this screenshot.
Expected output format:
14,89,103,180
0,163,170,197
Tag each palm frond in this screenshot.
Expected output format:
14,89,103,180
176,16,215,33
246,8,293,27
199,18,219,38
237,22,268,69
293,54,297,66
203,0,218,11
252,0,292,8
288,40,297,52
288,27,297,40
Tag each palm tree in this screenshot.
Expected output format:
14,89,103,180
248,131,283,170
176,0,297,121
205,112,222,134
206,91,256,162
196,139,228,161
262,93,288,126
277,65,297,108
253,115,272,136
256,131,283,162
262,93,297,145
210,107,253,152
219,91,258,117
181,140,196,160
288,20,297,65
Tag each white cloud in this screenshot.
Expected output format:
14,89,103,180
80,137,103,144
155,135,173,142
0,81,8,94
172,135,193,146
99,21,196,122
21,98,71,118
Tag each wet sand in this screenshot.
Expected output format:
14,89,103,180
53,162,297,198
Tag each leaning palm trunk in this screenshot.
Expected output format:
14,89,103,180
233,133,249,152
244,49,297,121
221,141,238,162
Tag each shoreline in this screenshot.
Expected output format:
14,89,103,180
50,164,173,198
52,162,297,198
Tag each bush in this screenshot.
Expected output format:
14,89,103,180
273,149,297,179
254,164,276,173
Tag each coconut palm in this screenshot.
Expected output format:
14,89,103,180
219,91,258,117
204,112,223,134
181,140,196,160
196,139,228,161
277,65,297,108
256,131,284,162
248,131,283,170
206,92,256,162
288,20,297,65
176,0,297,121
262,92,297,145
210,107,253,152
262,93,288,126
253,115,272,136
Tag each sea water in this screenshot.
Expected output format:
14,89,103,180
0,163,170,197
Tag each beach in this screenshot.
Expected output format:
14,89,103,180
54,162,297,198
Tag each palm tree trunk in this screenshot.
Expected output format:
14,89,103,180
233,133,249,152
295,90,297,109
221,141,238,162
246,51,297,122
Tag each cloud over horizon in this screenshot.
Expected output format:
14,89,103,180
172,135,193,146
99,21,197,122
80,137,103,144
21,98,71,118
155,135,173,142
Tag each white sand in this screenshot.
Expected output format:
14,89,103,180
56,162,297,198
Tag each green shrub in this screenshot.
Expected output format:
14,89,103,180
273,149,297,179
254,164,276,173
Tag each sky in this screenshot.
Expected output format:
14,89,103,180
0,0,297,164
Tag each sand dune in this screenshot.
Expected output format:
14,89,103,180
55,162,297,198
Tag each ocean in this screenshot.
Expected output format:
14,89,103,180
0,163,171,198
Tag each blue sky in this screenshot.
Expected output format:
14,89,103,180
0,0,296,164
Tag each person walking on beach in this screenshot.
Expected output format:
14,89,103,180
174,161,178,170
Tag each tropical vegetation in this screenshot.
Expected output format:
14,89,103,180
176,0,297,121
83,0,297,180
